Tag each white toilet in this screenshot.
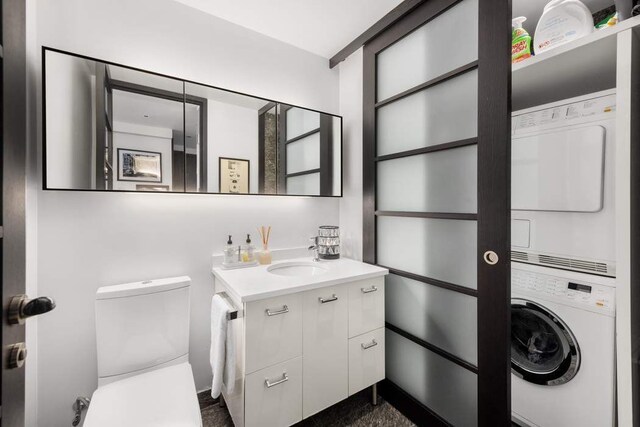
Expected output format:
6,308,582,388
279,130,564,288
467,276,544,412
84,276,203,426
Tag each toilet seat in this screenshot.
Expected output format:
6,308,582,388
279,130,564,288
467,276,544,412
84,362,202,427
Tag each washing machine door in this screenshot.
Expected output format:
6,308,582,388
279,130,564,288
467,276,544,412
511,298,580,386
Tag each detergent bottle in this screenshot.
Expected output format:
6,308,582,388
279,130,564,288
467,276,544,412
534,0,594,54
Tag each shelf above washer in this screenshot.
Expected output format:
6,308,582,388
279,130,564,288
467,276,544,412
512,15,640,111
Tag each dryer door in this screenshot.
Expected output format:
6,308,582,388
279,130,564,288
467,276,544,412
511,298,580,385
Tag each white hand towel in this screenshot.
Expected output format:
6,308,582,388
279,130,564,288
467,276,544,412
210,294,236,398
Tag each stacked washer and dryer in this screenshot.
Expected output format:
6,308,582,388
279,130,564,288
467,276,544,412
510,90,617,426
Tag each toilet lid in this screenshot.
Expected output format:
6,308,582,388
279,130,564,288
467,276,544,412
84,362,202,427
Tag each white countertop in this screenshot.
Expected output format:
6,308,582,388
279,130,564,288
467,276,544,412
212,257,388,303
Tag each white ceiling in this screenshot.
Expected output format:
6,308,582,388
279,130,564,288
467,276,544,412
112,90,200,147
513,0,613,34
172,0,404,58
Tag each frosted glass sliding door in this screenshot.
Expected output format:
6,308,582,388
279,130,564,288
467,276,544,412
363,0,511,425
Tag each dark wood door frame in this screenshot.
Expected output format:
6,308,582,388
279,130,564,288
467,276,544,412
362,0,511,425
95,64,113,190
105,67,114,190
2,0,28,424
108,79,208,192
476,0,512,422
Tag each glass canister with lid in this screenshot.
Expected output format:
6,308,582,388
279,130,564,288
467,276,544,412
317,225,340,260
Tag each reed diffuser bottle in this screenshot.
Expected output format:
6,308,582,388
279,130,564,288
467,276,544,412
257,226,272,265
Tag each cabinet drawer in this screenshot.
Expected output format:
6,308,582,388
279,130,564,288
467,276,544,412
348,277,384,338
245,357,302,427
348,328,385,396
245,293,302,374
302,285,348,418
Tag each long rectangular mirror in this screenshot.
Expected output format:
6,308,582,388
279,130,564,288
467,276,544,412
43,48,342,197
45,49,186,192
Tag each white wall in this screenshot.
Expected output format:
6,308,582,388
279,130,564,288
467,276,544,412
206,100,259,193
44,53,94,189
338,48,364,261
37,0,338,112
33,0,340,426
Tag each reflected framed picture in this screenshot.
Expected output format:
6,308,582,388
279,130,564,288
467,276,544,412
117,148,162,183
219,157,250,194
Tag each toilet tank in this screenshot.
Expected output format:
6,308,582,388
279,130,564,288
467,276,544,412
95,276,191,383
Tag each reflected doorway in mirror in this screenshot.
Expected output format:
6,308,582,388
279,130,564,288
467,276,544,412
219,157,250,194
117,148,162,182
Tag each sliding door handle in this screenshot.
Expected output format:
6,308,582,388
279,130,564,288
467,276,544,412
483,251,499,265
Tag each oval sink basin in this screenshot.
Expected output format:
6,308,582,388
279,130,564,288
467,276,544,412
267,261,328,277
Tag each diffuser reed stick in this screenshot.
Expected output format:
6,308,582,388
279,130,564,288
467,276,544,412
257,226,272,265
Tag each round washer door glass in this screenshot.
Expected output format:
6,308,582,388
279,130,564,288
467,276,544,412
511,298,580,386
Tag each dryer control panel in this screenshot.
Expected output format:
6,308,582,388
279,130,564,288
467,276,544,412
513,93,616,134
512,268,615,316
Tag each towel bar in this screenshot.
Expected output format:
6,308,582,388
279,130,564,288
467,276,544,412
218,291,239,320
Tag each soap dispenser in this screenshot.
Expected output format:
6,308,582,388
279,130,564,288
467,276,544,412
223,235,235,264
242,234,255,263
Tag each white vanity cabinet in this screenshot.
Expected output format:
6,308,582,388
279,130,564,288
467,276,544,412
212,259,387,427
301,284,349,418
245,293,303,374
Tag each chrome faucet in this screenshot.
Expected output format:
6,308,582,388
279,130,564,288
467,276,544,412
308,236,320,262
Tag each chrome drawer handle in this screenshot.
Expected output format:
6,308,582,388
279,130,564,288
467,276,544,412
265,373,289,388
319,294,338,304
266,305,289,316
361,286,378,294
361,339,378,350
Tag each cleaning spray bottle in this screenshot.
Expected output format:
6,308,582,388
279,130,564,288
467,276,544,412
512,16,532,64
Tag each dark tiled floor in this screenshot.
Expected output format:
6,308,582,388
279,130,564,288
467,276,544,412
198,389,415,427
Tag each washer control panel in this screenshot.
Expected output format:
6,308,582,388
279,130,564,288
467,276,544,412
512,269,615,315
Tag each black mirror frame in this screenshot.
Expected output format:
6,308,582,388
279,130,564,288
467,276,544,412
41,46,343,198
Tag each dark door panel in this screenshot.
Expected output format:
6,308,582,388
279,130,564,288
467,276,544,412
2,0,28,424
